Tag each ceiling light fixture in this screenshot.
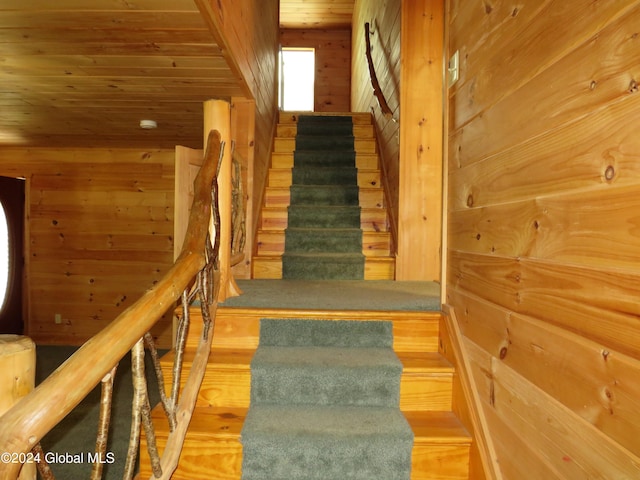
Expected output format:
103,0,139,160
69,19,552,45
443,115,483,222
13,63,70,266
139,119,158,129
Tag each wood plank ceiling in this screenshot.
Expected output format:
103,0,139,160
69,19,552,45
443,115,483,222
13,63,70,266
0,0,354,150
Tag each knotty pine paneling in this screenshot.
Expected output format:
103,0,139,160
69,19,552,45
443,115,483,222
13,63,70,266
280,29,351,112
195,0,279,252
352,0,401,252
0,148,175,348
446,1,640,478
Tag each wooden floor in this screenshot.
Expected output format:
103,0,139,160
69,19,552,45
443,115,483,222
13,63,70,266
139,300,472,479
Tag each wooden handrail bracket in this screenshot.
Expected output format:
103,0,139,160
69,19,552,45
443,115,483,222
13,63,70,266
365,22,394,119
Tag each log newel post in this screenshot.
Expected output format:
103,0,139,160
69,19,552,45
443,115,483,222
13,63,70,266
0,335,36,480
204,99,241,302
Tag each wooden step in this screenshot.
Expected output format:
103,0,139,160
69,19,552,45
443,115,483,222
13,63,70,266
263,186,385,208
274,137,377,154
160,348,251,408
159,348,452,411
140,405,243,480
276,123,374,138
267,168,381,188
140,406,470,480
271,152,379,169
279,111,372,124
259,206,389,231
184,307,442,353
406,411,472,480
252,255,395,280
256,230,391,256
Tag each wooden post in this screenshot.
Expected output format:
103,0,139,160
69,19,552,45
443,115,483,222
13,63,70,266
204,99,241,301
397,0,444,281
0,335,36,480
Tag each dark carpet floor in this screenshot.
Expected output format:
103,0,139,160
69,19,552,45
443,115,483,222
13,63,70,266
35,345,164,480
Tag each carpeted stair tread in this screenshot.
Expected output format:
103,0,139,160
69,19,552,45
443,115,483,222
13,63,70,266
289,184,359,206
241,405,413,480
297,114,354,124
285,227,362,253
296,135,355,151
292,166,358,185
293,150,357,167
284,114,364,280
250,346,402,407
282,252,365,280
259,318,393,347
241,318,413,480
287,205,361,228
296,123,354,136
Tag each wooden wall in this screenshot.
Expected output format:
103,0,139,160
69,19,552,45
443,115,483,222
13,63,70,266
446,1,640,477
280,28,351,112
352,0,443,281
0,148,175,348
352,0,401,241
195,0,280,255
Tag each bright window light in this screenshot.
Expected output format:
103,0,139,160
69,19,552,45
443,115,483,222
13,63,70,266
0,202,8,311
280,48,315,111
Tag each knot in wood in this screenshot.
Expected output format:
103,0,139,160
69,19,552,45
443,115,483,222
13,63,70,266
466,194,474,207
604,165,615,181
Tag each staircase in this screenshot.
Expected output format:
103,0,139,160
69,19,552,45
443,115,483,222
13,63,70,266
252,112,395,280
140,304,472,479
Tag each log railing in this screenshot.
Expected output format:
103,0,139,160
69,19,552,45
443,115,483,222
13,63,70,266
365,22,394,120
0,130,226,480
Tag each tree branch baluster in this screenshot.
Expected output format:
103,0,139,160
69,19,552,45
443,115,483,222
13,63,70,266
90,365,118,480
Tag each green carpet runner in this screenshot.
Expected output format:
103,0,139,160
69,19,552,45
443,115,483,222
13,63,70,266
283,115,365,280
240,319,414,480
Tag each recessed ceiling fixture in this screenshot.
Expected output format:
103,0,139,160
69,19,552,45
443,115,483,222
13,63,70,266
139,119,158,129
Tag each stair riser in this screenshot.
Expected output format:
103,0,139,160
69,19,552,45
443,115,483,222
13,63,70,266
295,135,356,151
287,206,361,228
282,255,365,280
257,231,391,256
290,185,359,206
161,362,452,411
272,152,378,169
268,169,380,188
279,111,373,124
141,418,469,480
291,167,358,186
253,256,395,280
184,309,442,353
139,412,243,480
284,230,363,253
411,445,471,480
264,188,385,208
275,137,377,154
259,207,388,232
277,124,374,138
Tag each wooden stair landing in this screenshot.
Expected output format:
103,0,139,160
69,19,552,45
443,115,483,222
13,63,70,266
140,305,472,480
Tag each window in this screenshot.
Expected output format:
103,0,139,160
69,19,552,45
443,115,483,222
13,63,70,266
279,48,315,111
0,202,8,311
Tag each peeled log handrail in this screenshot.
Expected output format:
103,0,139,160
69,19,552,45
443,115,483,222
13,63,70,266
365,22,393,119
0,130,224,479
